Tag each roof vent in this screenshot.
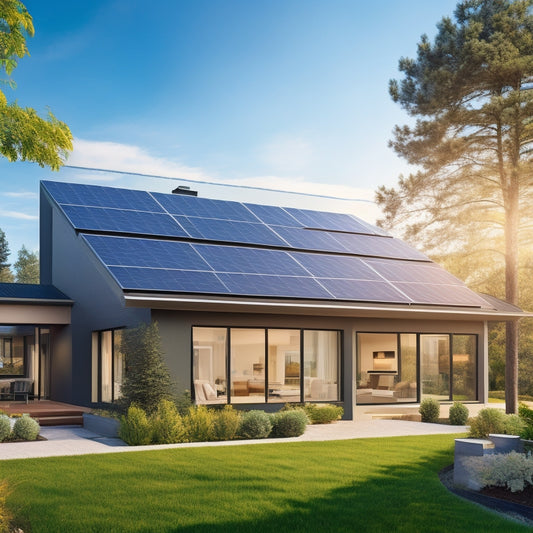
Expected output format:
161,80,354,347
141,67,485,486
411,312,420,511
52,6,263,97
172,185,198,196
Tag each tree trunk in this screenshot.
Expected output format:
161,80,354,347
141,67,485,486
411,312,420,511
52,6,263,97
504,177,519,414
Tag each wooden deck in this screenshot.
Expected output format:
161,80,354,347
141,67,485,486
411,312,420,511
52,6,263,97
0,400,91,426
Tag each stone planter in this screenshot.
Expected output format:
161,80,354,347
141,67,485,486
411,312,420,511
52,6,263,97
83,413,120,437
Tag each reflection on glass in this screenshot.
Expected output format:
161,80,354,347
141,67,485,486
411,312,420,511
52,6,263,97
452,335,477,401
230,329,265,403
268,329,301,403
0,326,34,376
192,327,227,404
101,330,113,403
113,330,125,400
304,330,339,401
420,334,450,400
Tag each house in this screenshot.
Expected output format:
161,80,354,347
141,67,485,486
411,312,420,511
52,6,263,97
29,179,527,418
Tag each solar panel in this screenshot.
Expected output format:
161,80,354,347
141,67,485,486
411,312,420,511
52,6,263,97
394,282,491,308
194,244,306,276
365,259,462,284
291,252,382,280
42,181,164,212
151,192,258,222
108,267,229,293
284,207,376,234
63,206,189,237
243,203,301,226
175,216,288,247
317,278,411,303
82,235,211,270
270,226,348,253
216,273,333,299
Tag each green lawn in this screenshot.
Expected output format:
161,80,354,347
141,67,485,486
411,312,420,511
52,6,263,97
1,434,529,532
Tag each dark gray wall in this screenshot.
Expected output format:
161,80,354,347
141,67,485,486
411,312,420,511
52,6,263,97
41,195,149,405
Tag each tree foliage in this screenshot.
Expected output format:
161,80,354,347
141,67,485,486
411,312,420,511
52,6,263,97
380,0,533,413
120,322,174,414
0,228,12,282
13,244,38,283
0,0,72,169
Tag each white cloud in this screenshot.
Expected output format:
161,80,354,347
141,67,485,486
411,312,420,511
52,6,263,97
2,191,38,199
258,134,315,173
0,210,38,220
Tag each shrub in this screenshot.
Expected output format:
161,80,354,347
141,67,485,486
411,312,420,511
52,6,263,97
12,414,40,441
151,399,186,444
0,480,11,533
468,408,506,438
184,405,215,442
239,410,272,439
503,414,527,436
419,398,440,423
305,404,343,424
120,322,174,415
175,389,193,416
518,403,533,440
465,451,533,493
119,405,152,445
0,416,10,442
449,401,469,425
270,410,308,437
212,406,241,441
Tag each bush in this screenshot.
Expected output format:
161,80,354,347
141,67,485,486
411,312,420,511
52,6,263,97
503,414,527,436
449,401,469,425
0,416,10,443
184,406,215,442
212,406,241,441
270,410,308,437
518,403,533,439
468,408,506,438
0,480,11,533
12,414,40,441
119,405,152,445
419,398,440,423
151,400,186,444
305,404,343,424
465,451,533,493
239,410,272,439
175,389,193,416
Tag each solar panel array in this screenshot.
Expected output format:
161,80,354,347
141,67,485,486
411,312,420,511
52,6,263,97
42,180,491,308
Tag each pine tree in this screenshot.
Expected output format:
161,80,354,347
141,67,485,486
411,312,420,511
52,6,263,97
13,245,39,283
381,0,533,413
0,229,13,282
120,322,174,414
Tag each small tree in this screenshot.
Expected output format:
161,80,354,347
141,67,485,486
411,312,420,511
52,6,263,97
120,322,174,414
0,229,13,282
13,245,38,283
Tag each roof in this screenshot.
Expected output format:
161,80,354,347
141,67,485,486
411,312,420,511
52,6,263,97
40,180,525,318
0,283,72,303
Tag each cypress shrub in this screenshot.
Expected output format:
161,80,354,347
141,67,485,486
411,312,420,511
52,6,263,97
212,405,241,441
419,398,440,423
151,399,186,444
239,410,272,439
0,416,10,442
270,410,308,437
448,401,469,425
184,405,215,442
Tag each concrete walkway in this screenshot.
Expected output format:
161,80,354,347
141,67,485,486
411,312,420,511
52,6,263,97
0,419,467,461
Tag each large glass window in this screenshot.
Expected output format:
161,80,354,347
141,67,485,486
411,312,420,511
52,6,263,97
92,328,124,404
420,335,450,401
452,335,477,401
231,329,265,404
268,329,301,403
192,327,341,404
192,327,227,404
304,330,340,402
0,326,34,376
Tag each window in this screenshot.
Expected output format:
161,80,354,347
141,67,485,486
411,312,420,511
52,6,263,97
0,326,36,377
92,328,124,403
192,327,341,404
356,332,477,404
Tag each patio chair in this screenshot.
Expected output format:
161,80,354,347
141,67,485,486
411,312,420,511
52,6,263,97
11,379,33,404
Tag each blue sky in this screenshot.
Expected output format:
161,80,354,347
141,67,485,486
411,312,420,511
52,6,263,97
1,0,458,260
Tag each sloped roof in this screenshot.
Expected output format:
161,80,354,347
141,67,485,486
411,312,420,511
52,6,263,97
0,282,71,303
41,180,497,311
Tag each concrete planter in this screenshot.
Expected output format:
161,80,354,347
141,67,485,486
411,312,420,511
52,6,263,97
83,413,120,437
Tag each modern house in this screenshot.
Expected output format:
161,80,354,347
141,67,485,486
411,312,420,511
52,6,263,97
3,179,525,419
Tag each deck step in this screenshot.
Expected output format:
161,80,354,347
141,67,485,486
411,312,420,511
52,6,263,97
37,415,84,426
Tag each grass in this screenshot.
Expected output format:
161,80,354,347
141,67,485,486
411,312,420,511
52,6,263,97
1,434,530,532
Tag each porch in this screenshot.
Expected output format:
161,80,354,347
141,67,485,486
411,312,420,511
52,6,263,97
0,400,91,426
